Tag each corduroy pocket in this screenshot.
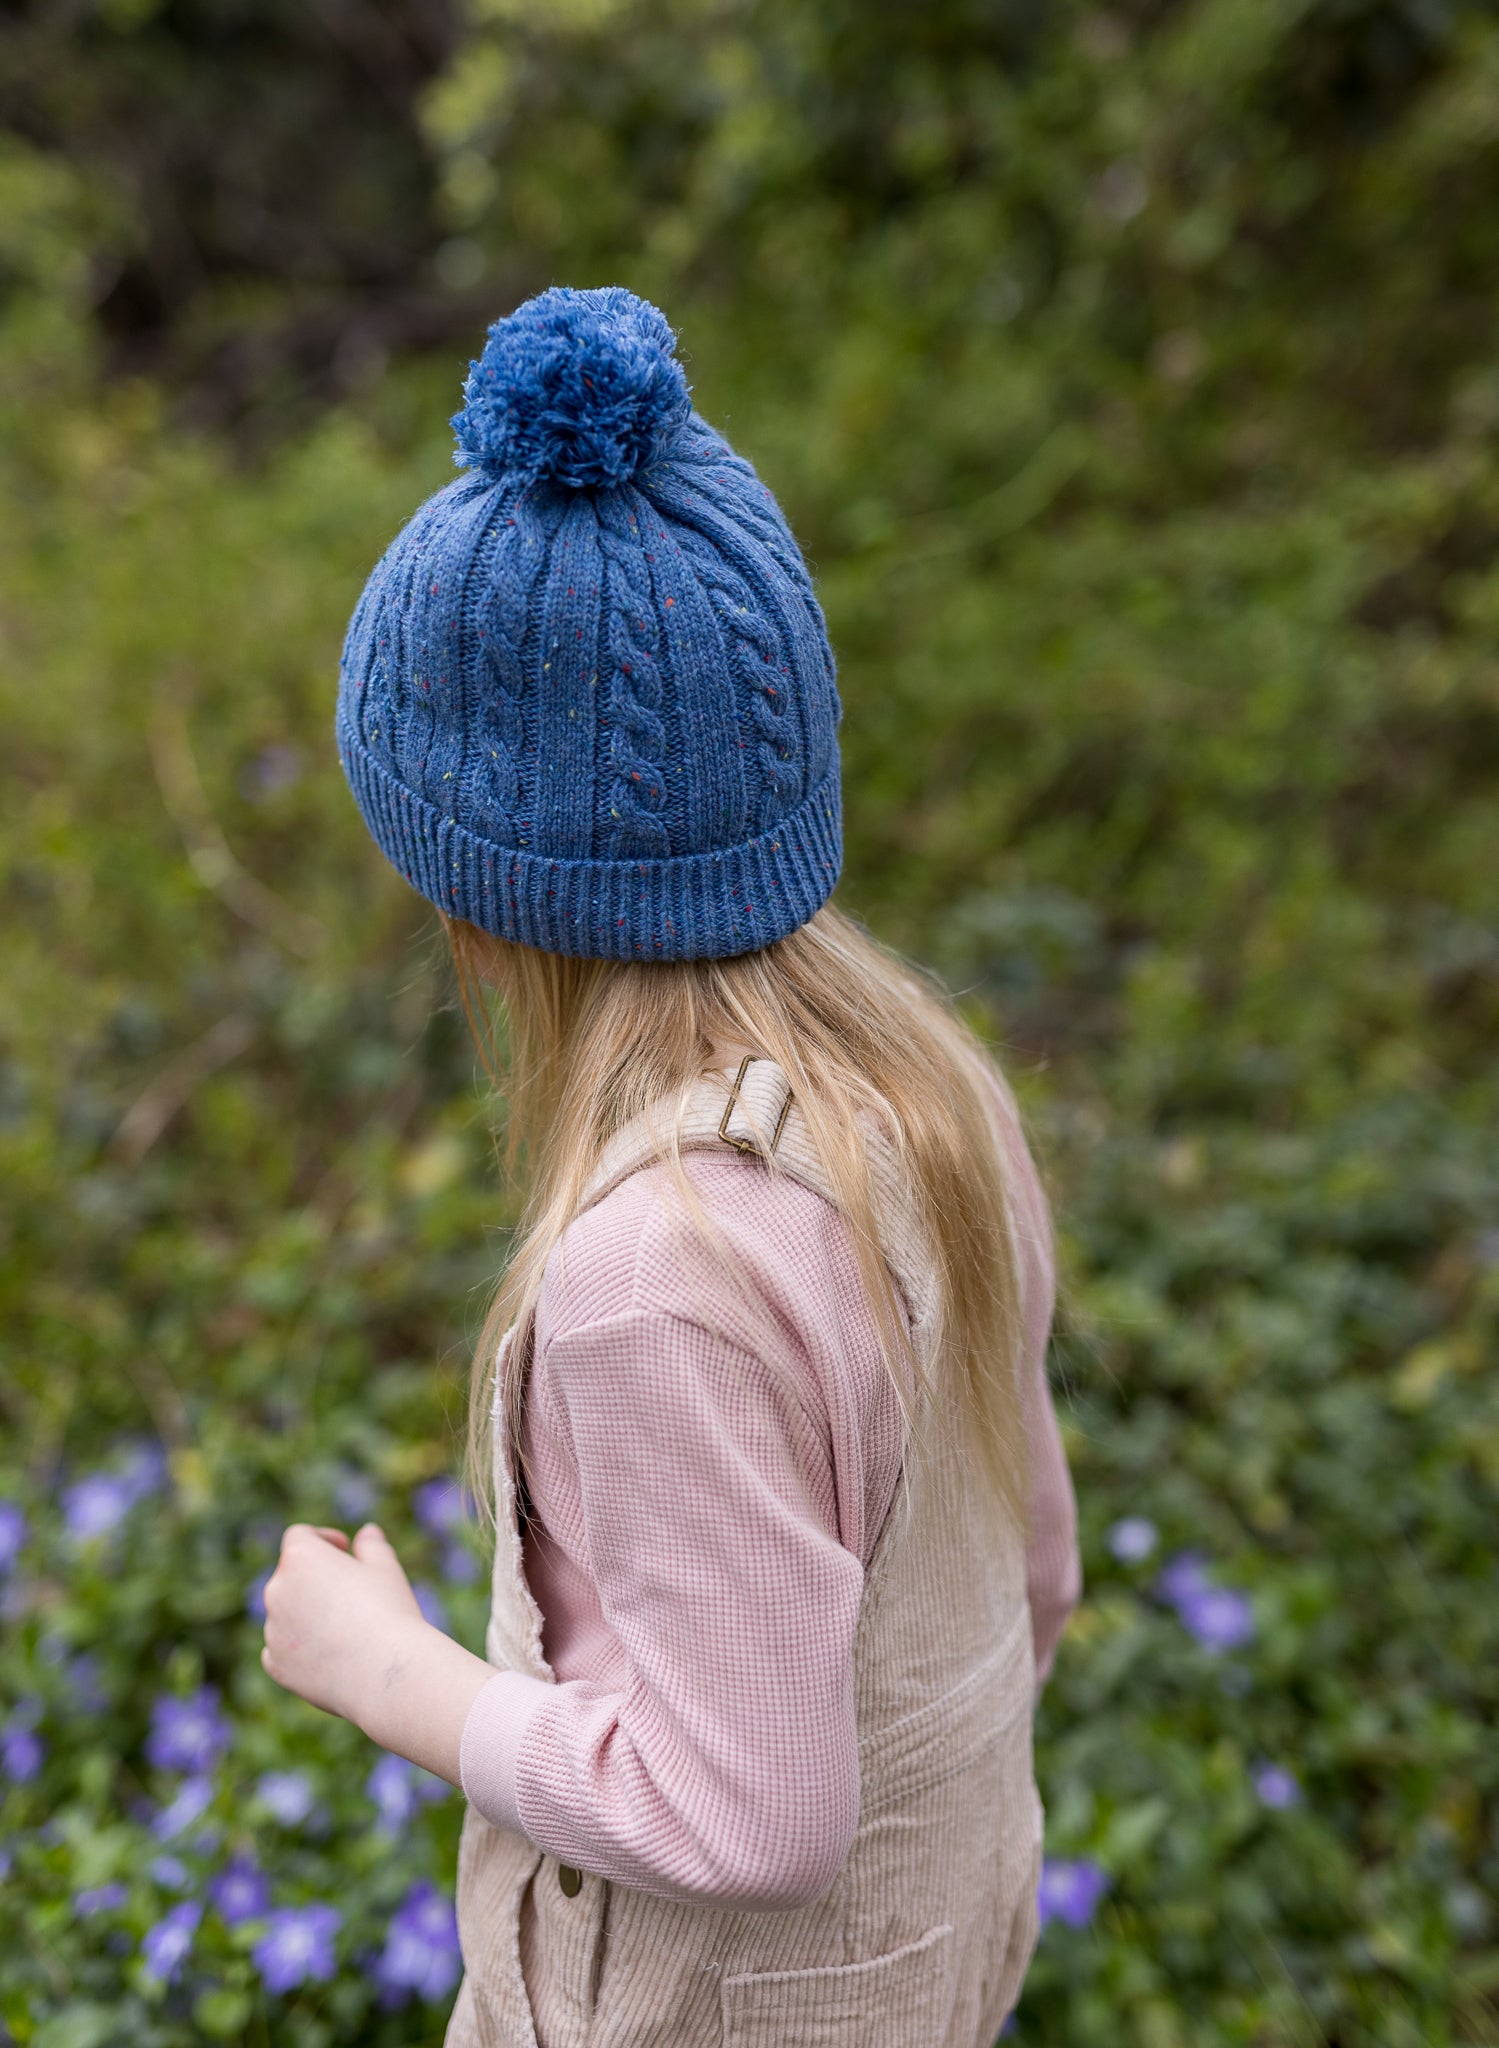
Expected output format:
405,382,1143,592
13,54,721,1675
720,1924,954,2046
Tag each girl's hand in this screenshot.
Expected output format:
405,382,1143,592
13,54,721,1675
261,1522,427,1731
260,1522,495,1783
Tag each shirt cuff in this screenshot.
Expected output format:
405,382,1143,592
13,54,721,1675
458,1668,556,1836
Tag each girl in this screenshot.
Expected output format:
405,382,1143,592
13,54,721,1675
262,286,1079,2047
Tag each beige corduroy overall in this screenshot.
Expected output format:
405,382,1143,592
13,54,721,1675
448,1060,1043,2048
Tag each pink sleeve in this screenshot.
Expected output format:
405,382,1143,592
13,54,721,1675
1024,1351,1081,1686
976,1059,1082,1686
461,1306,863,1909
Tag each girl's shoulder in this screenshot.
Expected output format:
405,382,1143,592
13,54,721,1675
536,1145,880,1359
531,1145,908,1563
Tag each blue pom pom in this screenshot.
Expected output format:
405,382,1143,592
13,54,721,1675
452,286,692,491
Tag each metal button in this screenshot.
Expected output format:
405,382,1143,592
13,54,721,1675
557,1863,582,1898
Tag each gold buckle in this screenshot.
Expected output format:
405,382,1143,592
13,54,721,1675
717,1055,792,1157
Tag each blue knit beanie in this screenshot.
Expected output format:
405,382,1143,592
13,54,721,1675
335,286,842,961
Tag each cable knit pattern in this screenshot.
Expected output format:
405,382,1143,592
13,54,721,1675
335,286,842,960
673,525,803,828
596,497,670,857
676,419,840,729
470,495,555,838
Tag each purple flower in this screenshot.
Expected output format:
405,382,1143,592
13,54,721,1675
1178,1585,1255,1653
62,1473,136,1544
252,1903,341,1994
211,1857,271,1926
413,1478,472,1538
440,1539,480,1586
373,1880,462,2006
63,1653,109,1715
1106,1516,1158,1564
146,1686,231,1773
115,1437,170,1504
75,1881,128,1918
148,1853,192,1891
246,1567,272,1621
333,1466,378,1522
1253,1761,1302,1810
152,1774,215,1841
140,1900,202,1985
366,1751,450,1833
256,1770,315,1827
2,1725,44,1784
1155,1550,1211,1608
0,1503,27,1574
1037,1857,1110,1931
367,1752,416,1832
412,1581,449,1633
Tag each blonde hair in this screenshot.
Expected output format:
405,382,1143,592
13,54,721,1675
446,902,1031,1530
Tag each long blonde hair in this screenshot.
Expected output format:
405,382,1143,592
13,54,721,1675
446,902,1032,1529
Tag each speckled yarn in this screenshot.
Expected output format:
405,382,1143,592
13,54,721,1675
336,286,842,960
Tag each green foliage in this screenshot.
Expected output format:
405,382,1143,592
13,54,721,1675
2,2,1498,2043
0,0,467,429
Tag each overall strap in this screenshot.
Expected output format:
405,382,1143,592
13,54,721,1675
577,1057,943,1362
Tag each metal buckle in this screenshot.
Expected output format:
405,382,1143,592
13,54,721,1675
717,1055,792,1157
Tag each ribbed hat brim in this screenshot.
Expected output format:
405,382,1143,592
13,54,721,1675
339,718,841,961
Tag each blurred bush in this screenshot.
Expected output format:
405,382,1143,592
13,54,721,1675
1,2,1497,2043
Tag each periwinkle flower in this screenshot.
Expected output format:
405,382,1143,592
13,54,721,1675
1155,1550,1211,1608
373,1880,463,2005
333,1466,378,1522
2,1725,44,1784
152,1774,215,1841
413,1582,449,1633
413,1478,472,1538
62,1473,136,1544
146,1686,231,1774
256,1770,315,1827
366,1751,449,1833
1253,1761,1303,1810
75,1881,128,1918
246,1567,272,1622
1178,1585,1255,1653
1037,1857,1110,1930
63,1652,109,1715
148,1853,192,1891
367,1752,416,1833
116,1437,170,1505
1106,1516,1158,1564
210,1856,271,1927
1154,1550,1256,1654
0,1503,27,1574
252,1903,341,1994
441,1539,480,1586
140,1899,202,1985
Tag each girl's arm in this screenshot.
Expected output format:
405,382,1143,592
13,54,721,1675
262,1300,866,1910
264,1161,886,1910
1025,1358,1081,1685
974,1051,1082,1686
260,1521,494,1785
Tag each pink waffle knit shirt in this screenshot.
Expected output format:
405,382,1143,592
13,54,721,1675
458,1080,1080,1906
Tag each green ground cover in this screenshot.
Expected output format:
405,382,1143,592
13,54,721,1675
1,3,1496,2042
